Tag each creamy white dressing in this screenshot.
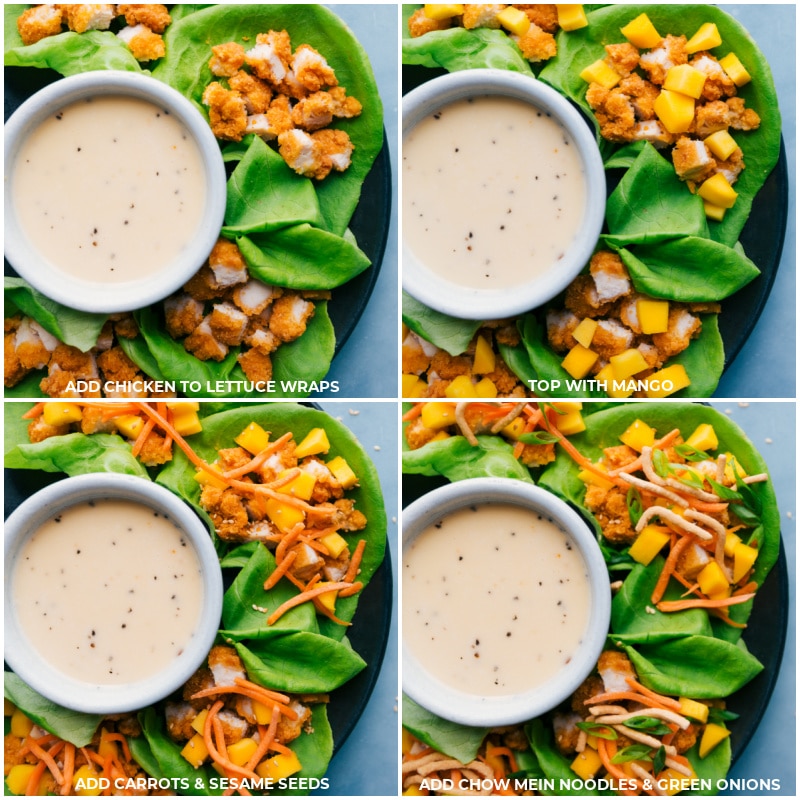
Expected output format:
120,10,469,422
403,95,586,291
13,499,205,685
404,502,591,697
12,95,206,284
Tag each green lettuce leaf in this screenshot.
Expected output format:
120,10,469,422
526,719,600,795
401,291,481,356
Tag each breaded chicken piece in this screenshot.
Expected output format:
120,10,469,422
604,42,640,78
552,712,582,755
408,7,453,37
404,417,440,450
217,446,252,472
637,342,661,370
589,251,631,303
651,308,701,361
462,4,507,29
17,4,63,45
291,87,362,131
112,313,139,340
402,331,438,375
618,294,645,334
546,309,580,352
672,136,716,182
217,710,249,745
725,97,760,131
565,275,615,319
232,280,279,316
96,346,141,385
245,326,281,356
264,93,295,139
583,484,637,544
676,540,712,580
165,293,205,339
597,650,637,693
184,318,230,362
202,81,248,142
602,444,639,471
291,43,338,92
714,147,745,186
593,89,637,142
618,74,660,121
515,4,558,32
277,128,328,179
331,498,367,532
209,302,249,346
690,53,736,102
570,674,605,716
117,24,165,61
694,99,730,138
63,4,115,33
28,415,70,443
4,333,30,387
631,119,675,148
312,128,354,174
639,35,688,85
592,319,634,359
138,431,173,467
209,41,247,77
513,23,556,63
80,405,120,435
14,318,59,370
208,239,249,287
183,265,227,303
269,293,315,342
246,30,293,85
428,350,472,381
208,645,247,687
165,702,197,742
229,70,272,114
275,701,311,744
200,485,250,540
237,348,273,383
517,442,556,467
117,4,171,33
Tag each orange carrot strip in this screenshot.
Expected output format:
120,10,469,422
344,539,367,583
204,701,260,783
228,478,321,512
625,679,683,712
224,433,294,480
652,534,697,605
401,404,424,421
130,417,156,457
275,527,304,565
585,691,674,712
27,739,64,786
597,739,640,795
60,743,76,796
25,760,48,796
338,580,364,598
657,594,755,613
264,550,298,590
232,678,292,704
103,733,131,763
191,686,296,717
21,403,45,419
733,581,758,596
267,581,356,625
312,596,352,626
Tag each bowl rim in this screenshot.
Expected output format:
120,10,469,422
3,70,227,314
3,472,223,714
401,68,606,321
401,476,611,726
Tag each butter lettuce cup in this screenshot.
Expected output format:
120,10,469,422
402,477,610,727
402,68,605,320
4,472,223,714
4,70,226,314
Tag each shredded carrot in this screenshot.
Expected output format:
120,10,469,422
344,539,367,583
25,760,48,796
585,691,674,712
27,738,64,786
267,580,356,625
21,403,45,419
264,550,298,590
130,417,156,457
203,701,260,783
275,526,303,565
103,732,131,763
224,433,294,481
401,403,424,421
233,678,292,705
657,593,755,613
597,738,640,795
733,581,758,596
625,679,683,712
338,580,364,598
651,534,698,605
312,596,352,626
60,742,75,796
191,686,296,718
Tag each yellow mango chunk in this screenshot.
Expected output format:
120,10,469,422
596,364,634,399
403,787,427,797
327,455,358,489
314,581,339,613
664,64,707,99
115,414,144,440
629,524,671,566
572,317,597,348
654,89,695,134
320,531,348,559
620,419,656,452
181,734,210,768
74,765,103,796
7,764,43,796
703,201,727,222
227,737,259,767
473,334,496,374
685,22,722,54
557,4,588,32
660,765,697,795
637,299,669,334
167,401,199,411
561,344,599,379
697,561,729,597
193,465,228,491
577,464,614,490
424,3,463,20
497,6,530,36
579,59,621,89
645,364,691,397
723,531,742,558
571,747,603,780
173,410,202,437
719,52,751,86
235,422,270,455
698,173,738,209
723,452,747,483
732,542,758,583
257,750,302,781
98,729,119,761
704,129,738,161
252,700,273,725
264,498,305,533
610,348,649,381
277,469,316,501
430,430,450,442
191,708,209,735
475,377,498,398
43,402,83,426
294,427,331,458
10,708,33,737
552,401,583,412
402,728,417,756
500,417,525,441
620,13,662,49
402,373,428,398
556,410,586,436
679,697,710,723
420,402,456,430
444,375,476,398
685,423,718,452
698,723,731,758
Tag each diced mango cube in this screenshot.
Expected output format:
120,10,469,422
654,89,695,134
645,364,691,397
475,377,498,398
252,700,273,725
557,4,588,32
664,64,707,99
172,410,202,437
561,344,599,379
424,3,463,21
571,747,603,780
430,430,450,442
74,765,103,796
473,335,496,374
697,561,729,597
723,452,747,483
629,525,671,566
732,542,758,583
235,422,270,455
659,766,697,795
327,455,358,489
314,581,339,613
320,531,349,559
277,469,316,501
719,52,751,86
256,750,302,781
556,410,586,436
703,201,727,222
43,402,83,426
686,423,718,452
579,59,621,89
679,697,710,723
294,428,330,458
98,729,119,761
572,317,597,348
620,419,656,452
115,414,144,440
704,129,738,161
620,13,662,49
264,498,305,533
552,402,583,413
444,375,476,398
193,464,228,491
7,764,42,796
403,787,427,797
501,417,526,441
698,173,738,209
167,401,199,412
420,402,457,430
227,737,259,767
637,299,669,334
596,364,634,399
402,373,423,397
724,531,742,558
10,708,33,737
685,22,722,54
610,349,649,381
577,464,614,490
191,708,209,735
181,734,210,768
497,6,530,36
698,723,731,758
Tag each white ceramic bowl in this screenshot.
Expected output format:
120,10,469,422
402,69,605,320
4,473,223,714
4,70,227,314
402,477,610,726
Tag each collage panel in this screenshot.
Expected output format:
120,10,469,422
4,398,398,796
5,3,398,402
400,399,795,797
400,4,794,401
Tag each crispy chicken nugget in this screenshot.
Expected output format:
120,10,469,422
202,81,248,142
408,7,453,37
209,41,246,77
117,3,171,33
17,4,63,45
